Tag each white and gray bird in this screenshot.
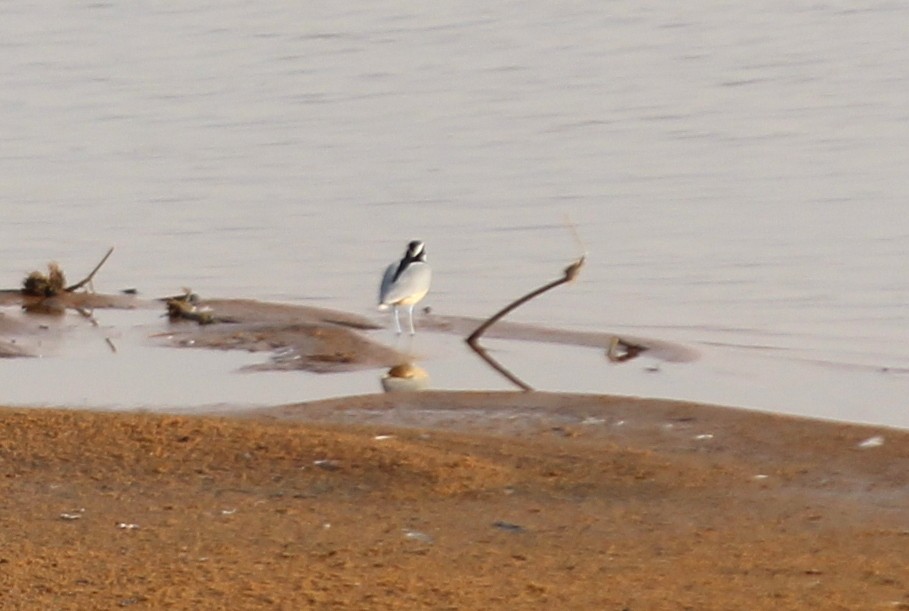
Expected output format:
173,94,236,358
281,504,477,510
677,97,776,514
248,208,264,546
378,240,432,335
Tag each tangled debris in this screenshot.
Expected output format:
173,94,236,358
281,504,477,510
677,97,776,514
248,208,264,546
21,247,114,298
165,290,219,325
607,337,648,363
22,263,68,297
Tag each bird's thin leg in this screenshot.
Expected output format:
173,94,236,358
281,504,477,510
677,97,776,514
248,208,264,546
407,303,416,335
392,306,402,334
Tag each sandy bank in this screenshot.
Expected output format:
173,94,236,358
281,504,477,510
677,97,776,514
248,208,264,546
1,392,907,610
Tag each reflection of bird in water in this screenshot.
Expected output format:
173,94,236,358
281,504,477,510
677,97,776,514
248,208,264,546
378,240,432,335
381,362,430,393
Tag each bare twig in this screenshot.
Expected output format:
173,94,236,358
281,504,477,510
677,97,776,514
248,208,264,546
468,344,534,391
466,255,586,392
65,247,114,292
74,307,99,326
565,213,588,260
467,256,585,347
164,290,224,325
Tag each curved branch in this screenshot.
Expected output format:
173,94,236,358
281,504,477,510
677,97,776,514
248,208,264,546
65,247,114,292
466,256,585,391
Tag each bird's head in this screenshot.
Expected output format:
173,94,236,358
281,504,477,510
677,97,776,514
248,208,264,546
406,240,426,261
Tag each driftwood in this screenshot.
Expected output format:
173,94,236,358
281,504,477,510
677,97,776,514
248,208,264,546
466,256,586,391
465,220,651,390
64,247,114,292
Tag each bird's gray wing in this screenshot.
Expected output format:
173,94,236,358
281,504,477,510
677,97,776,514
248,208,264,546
381,263,431,305
378,262,398,307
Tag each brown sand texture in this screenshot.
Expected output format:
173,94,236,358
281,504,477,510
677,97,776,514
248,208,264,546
1,391,908,610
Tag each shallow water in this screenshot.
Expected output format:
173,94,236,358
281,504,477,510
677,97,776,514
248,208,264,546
1,3,908,425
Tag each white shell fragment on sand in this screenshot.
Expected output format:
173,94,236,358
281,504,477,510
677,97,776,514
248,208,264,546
857,435,884,449
403,529,433,544
314,459,341,471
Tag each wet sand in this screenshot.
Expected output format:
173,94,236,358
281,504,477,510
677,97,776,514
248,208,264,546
2,392,908,610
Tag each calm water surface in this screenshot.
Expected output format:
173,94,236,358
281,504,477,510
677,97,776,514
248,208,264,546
1,3,907,424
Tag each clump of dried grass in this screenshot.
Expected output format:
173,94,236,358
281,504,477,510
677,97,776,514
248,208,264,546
22,263,67,297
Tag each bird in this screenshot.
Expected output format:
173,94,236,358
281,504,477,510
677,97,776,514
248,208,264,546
378,240,432,335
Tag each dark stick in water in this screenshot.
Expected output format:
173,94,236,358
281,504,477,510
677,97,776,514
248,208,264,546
466,256,585,392
65,246,115,292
